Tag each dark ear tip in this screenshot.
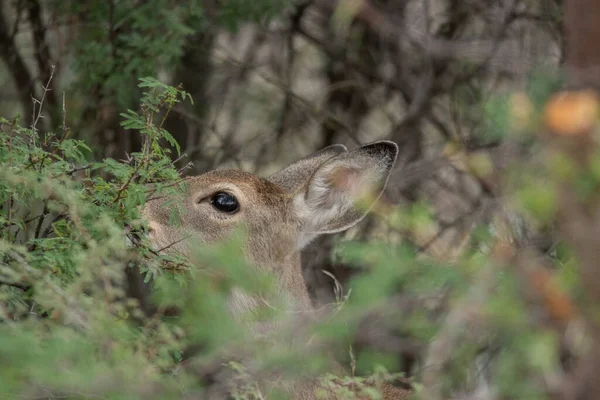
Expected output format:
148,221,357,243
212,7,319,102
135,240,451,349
370,140,399,152
360,140,399,166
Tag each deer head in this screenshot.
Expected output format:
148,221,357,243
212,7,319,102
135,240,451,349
144,140,398,307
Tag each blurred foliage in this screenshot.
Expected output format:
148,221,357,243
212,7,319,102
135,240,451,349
51,0,289,108
0,78,202,396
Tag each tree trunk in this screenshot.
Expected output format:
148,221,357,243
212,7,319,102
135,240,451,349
564,0,600,89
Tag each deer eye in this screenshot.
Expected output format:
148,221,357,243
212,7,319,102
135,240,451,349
210,192,239,213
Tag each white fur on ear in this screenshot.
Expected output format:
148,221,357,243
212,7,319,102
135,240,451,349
294,141,398,248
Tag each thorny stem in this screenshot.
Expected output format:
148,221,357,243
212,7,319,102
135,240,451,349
24,66,71,173
155,235,193,254
114,158,146,204
34,203,48,240
30,64,55,137
61,91,67,134
64,164,91,177
4,120,16,239
159,100,176,130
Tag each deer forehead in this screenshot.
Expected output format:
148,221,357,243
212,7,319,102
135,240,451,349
145,169,292,227
188,169,287,203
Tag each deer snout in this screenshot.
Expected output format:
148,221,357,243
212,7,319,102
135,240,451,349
146,221,161,243
147,221,157,235
144,220,182,253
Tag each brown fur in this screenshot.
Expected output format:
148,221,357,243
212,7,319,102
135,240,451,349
144,141,413,399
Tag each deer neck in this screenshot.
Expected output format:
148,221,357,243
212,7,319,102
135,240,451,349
278,251,312,310
229,249,313,321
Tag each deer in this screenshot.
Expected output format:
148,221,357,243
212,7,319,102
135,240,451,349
143,140,413,399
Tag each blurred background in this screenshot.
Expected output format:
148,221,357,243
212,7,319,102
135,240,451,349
3,0,600,399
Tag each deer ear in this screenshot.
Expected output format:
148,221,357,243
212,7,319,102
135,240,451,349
268,144,347,194
293,141,398,247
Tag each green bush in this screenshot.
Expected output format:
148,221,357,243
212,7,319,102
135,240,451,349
0,78,197,398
